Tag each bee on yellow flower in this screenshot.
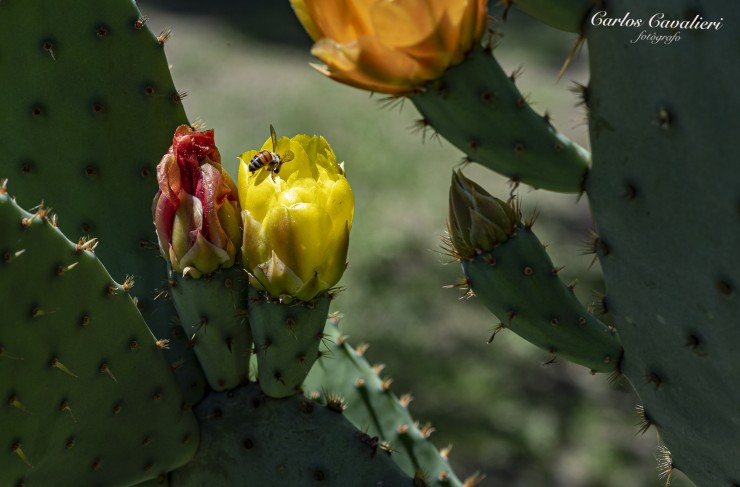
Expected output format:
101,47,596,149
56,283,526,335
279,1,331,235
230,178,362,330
238,131,353,302
248,125,295,177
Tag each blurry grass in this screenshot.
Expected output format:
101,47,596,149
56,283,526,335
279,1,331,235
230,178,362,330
139,3,692,486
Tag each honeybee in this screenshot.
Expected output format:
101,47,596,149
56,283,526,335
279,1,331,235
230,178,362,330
248,124,294,177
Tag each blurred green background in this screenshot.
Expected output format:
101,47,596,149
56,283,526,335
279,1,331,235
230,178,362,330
137,2,692,486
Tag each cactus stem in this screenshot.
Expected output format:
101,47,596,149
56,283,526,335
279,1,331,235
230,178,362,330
11,442,33,468
50,357,78,378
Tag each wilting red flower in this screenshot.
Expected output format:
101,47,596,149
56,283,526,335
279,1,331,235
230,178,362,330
153,125,241,278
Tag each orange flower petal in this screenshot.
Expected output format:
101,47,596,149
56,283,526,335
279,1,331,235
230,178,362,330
304,0,375,43
313,36,434,92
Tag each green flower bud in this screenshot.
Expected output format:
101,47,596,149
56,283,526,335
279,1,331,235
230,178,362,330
448,170,519,258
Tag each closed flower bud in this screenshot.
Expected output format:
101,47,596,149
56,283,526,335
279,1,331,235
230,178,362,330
448,170,519,258
153,125,241,278
238,131,353,302
290,0,488,94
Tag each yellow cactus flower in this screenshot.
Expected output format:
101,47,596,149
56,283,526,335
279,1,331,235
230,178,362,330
290,0,488,94
238,131,353,302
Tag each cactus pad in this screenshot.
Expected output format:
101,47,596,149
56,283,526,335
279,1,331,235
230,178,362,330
169,268,251,391
248,286,332,398
170,382,412,486
0,0,207,404
586,1,740,484
0,191,199,487
305,316,468,487
462,225,622,373
411,46,590,193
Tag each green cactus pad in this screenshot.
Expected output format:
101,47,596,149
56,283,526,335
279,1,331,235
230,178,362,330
248,286,332,398
411,46,590,193
0,192,198,487
0,0,207,403
586,1,740,484
507,0,594,32
170,382,412,486
169,268,251,391
305,316,467,487
462,225,621,372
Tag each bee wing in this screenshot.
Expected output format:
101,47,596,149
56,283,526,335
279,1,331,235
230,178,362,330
281,150,294,163
269,124,278,152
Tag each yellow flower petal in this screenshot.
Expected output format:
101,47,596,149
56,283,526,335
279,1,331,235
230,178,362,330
238,131,353,300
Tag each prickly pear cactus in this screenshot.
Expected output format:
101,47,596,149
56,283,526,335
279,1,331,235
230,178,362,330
8,0,737,485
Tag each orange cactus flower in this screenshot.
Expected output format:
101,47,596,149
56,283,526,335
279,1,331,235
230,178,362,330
290,0,488,94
